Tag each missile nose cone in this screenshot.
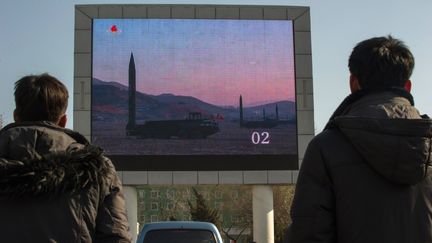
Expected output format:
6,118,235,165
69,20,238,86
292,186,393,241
129,52,136,68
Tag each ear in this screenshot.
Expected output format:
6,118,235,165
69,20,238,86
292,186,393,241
404,80,412,93
350,74,361,93
13,109,19,122
57,114,67,128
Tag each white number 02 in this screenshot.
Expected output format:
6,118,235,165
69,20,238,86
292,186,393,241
251,132,270,144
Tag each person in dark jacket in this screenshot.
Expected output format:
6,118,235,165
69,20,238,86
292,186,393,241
286,36,432,243
0,74,132,243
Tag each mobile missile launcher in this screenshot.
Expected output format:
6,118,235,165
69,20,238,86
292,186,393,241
127,112,219,139
239,95,279,128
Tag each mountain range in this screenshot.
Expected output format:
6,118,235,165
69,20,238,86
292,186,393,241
92,78,296,123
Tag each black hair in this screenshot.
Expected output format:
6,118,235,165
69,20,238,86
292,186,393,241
14,73,68,122
348,35,414,89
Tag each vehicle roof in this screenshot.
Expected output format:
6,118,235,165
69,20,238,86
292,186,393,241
137,221,223,243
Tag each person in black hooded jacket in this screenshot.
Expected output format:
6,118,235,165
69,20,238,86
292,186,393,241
0,74,132,243
285,36,432,243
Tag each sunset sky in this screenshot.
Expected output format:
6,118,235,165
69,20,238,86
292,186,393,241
92,19,295,107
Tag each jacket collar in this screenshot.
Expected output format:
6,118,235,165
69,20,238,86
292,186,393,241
1,121,88,145
324,88,415,130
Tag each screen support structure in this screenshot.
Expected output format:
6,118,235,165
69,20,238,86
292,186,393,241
75,5,313,243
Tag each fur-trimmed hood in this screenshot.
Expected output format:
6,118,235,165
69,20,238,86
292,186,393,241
0,122,114,198
0,145,113,198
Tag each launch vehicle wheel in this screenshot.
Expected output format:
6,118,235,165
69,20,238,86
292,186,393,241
178,130,189,139
190,131,204,139
154,132,170,139
138,132,151,138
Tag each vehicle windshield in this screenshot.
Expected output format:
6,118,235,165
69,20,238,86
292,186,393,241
143,229,217,243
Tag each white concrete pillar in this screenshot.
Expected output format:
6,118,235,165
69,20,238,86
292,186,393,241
123,186,138,242
252,185,274,243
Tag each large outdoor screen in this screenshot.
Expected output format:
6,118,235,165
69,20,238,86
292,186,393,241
91,19,297,170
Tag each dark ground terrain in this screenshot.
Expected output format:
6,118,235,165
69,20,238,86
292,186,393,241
92,120,297,155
